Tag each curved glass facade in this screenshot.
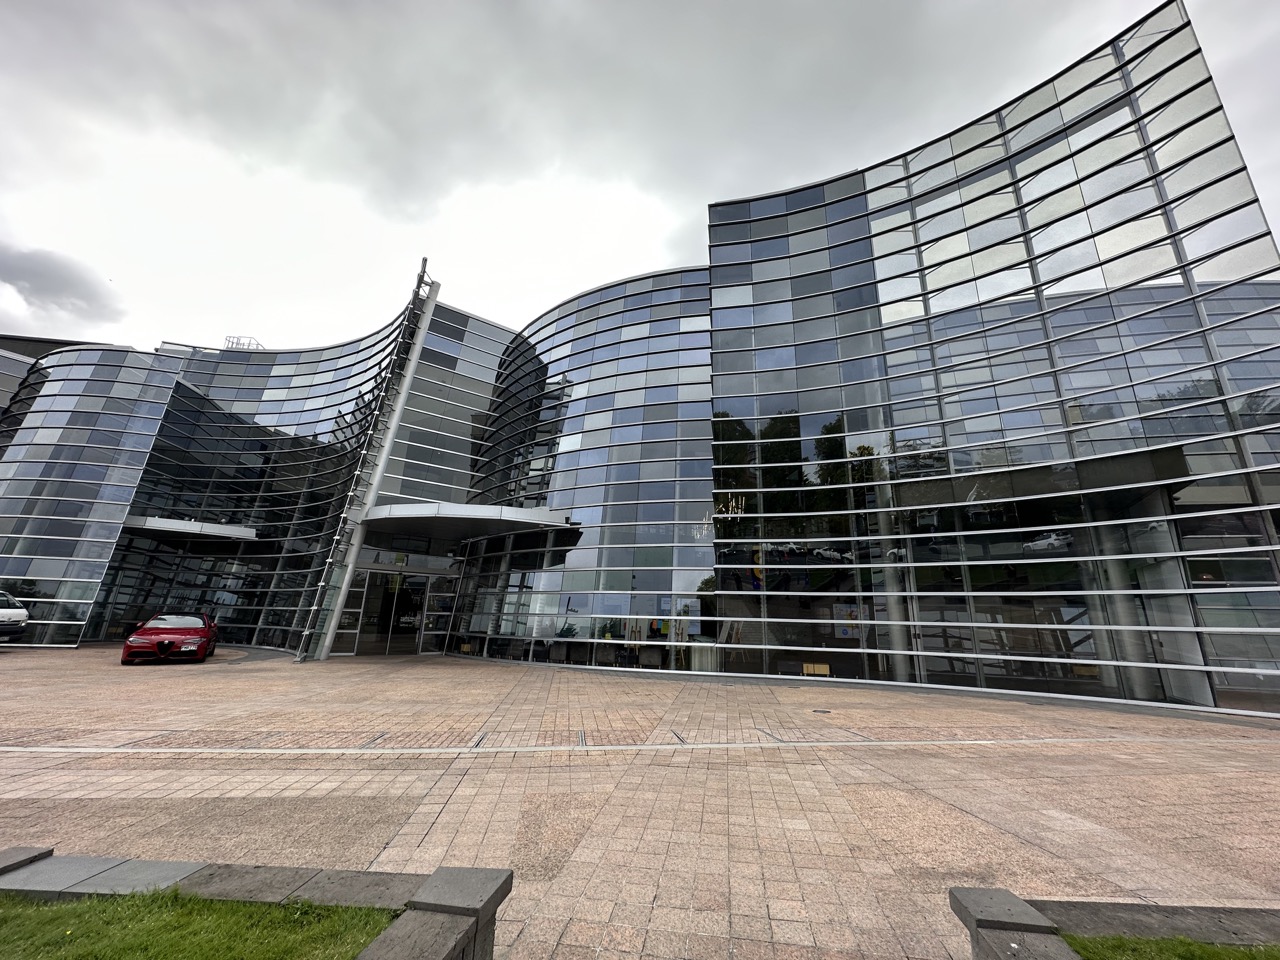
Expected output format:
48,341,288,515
377,304,517,510
704,0,1280,705
452,267,718,666
322,301,520,657
0,311,419,648
0,347,179,643
1,1,1277,710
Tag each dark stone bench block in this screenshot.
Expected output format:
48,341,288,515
178,863,320,903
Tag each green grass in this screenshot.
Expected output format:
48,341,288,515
0,888,398,960
1065,934,1280,960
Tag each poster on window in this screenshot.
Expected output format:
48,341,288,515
832,603,857,640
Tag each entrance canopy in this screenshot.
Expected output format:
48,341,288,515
361,502,572,542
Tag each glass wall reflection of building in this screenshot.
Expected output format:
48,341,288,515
453,267,716,667
0,1,1277,711
703,0,1280,706
0,269,433,650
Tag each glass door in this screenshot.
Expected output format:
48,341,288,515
354,572,420,655
350,569,459,655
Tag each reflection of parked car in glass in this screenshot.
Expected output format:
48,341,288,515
0,591,28,639
1022,532,1073,552
812,547,842,561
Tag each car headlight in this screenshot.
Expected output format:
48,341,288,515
126,638,145,645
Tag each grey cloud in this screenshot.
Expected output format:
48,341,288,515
1,0,1278,283
0,2,1253,212
0,241,123,334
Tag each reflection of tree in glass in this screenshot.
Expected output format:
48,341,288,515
759,412,804,515
810,415,850,515
711,412,755,490
695,574,717,624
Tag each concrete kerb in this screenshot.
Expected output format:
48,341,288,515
0,846,512,960
1028,898,1280,946
408,867,514,960
951,887,1280,960
950,888,1078,960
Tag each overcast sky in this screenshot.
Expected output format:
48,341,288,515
1,0,1277,352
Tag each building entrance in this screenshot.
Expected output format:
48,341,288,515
329,569,457,655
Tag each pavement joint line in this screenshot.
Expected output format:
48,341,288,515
0,734,1264,758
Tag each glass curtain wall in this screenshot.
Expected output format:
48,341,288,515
454,268,718,668
109,318,417,649
326,303,515,655
705,0,1280,706
0,312,418,648
375,304,516,509
0,348,180,643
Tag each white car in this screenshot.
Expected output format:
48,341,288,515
1022,532,1073,552
812,547,842,561
0,591,29,639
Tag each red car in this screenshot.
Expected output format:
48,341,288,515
121,612,218,665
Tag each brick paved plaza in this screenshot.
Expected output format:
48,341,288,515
1,645,1278,960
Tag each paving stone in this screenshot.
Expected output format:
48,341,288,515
177,863,321,903
64,858,206,896
0,855,127,899
293,868,426,908
4,647,1280,960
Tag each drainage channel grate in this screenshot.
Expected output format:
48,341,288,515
670,730,687,744
577,730,587,747
755,727,787,743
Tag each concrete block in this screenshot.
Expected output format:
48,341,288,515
0,855,127,900
357,909,475,960
1029,900,1280,946
64,859,206,897
408,867,513,922
951,887,1057,935
974,928,1081,960
177,863,320,903
292,869,426,909
0,846,53,876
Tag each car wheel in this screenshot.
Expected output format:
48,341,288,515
195,649,208,664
